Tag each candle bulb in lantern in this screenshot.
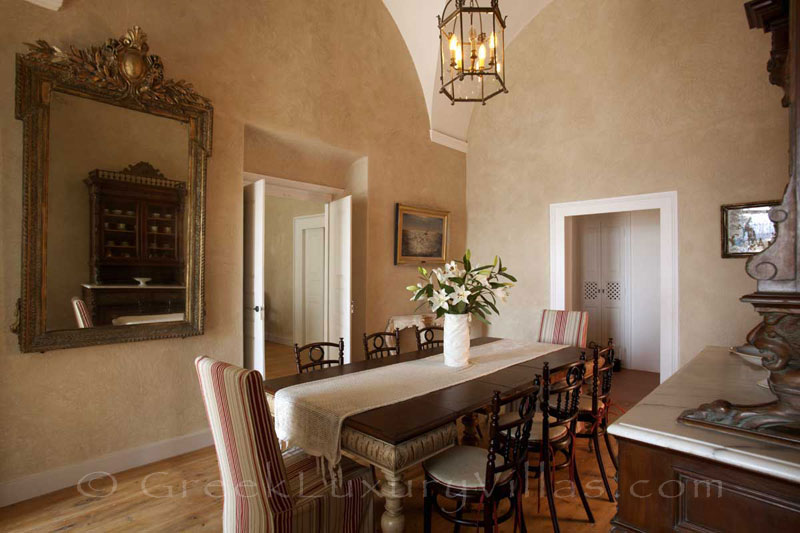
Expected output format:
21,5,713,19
489,32,496,64
449,33,459,67
478,43,486,69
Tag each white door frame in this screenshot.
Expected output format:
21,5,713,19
244,171,344,202
293,214,328,347
550,191,679,381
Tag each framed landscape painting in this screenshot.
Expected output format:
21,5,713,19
721,201,780,258
394,204,449,265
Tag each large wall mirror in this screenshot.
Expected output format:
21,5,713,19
13,27,212,352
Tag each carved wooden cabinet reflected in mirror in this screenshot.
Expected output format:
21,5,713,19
14,27,212,352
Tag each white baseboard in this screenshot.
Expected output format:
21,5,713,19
0,428,213,508
266,333,293,346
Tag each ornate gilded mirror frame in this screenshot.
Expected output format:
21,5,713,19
13,27,212,352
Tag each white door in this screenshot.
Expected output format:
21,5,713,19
577,213,630,365
327,196,352,363
243,180,266,374
293,214,327,346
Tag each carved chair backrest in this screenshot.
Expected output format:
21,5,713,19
363,329,400,360
415,326,444,351
540,359,585,448
485,381,540,494
294,338,344,374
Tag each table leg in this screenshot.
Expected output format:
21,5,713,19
460,414,479,446
380,469,408,533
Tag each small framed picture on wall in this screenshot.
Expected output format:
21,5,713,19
394,204,449,265
721,200,781,258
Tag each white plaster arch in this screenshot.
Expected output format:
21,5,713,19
381,0,557,151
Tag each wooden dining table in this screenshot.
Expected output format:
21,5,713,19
262,337,584,533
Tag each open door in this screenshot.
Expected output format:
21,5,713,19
327,195,352,362
243,180,266,374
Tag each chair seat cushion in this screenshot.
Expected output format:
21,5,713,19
578,395,605,413
283,447,375,532
497,412,567,442
424,445,505,490
528,419,568,442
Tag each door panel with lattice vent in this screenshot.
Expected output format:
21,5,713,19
576,213,629,363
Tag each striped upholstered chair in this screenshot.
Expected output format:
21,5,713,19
71,297,93,328
538,309,589,348
195,357,374,533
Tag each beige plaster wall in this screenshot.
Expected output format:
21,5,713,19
0,0,465,484
47,92,188,330
466,0,788,364
263,196,326,344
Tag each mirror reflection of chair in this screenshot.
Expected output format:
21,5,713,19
423,382,540,532
293,338,345,374
363,329,400,360
71,297,93,329
414,325,444,351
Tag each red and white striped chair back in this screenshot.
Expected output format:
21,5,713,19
195,357,292,532
538,310,589,348
71,297,93,328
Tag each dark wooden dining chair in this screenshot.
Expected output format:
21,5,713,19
293,338,344,374
527,359,594,533
363,329,400,360
415,325,444,351
423,381,540,533
576,341,617,502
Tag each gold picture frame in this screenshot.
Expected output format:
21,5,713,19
394,204,449,265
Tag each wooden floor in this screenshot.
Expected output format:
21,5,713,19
264,341,299,379
0,369,659,532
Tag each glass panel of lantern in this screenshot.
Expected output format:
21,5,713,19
438,0,507,104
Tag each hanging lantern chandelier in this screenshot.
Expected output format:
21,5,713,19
438,0,507,105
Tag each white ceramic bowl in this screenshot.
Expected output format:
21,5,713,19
133,277,151,286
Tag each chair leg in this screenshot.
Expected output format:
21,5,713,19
453,502,463,533
603,425,619,471
572,458,595,524
423,488,433,533
483,500,494,533
542,457,560,533
511,492,527,533
592,432,614,502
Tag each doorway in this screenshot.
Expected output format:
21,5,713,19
243,174,351,379
293,214,327,347
569,211,660,375
550,191,679,381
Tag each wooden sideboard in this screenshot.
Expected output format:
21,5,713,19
609,347,800,532
612,437,800,532
85,163,186,286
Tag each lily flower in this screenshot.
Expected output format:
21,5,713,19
474,273,491,288
431,289,450,312
444,261,464,278
452,286,471,305
493,286,509,302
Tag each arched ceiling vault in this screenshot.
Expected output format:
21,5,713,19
382,0,556,152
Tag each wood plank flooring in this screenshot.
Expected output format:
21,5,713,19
0,368,659,532
264,341,299,380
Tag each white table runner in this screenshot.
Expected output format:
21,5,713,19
273,339,564,472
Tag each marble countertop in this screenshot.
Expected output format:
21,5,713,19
81,284,185,289
608,345,800,483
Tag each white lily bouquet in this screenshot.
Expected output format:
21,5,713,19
407,250,516,367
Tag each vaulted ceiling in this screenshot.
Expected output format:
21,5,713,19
381,0,555,152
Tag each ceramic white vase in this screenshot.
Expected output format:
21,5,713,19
443,313,470,367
